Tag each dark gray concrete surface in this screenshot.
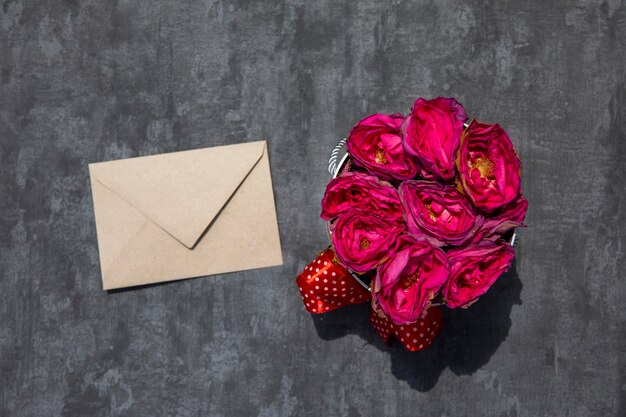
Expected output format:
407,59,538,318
1,1,625,416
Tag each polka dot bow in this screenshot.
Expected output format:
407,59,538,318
296,248,443,351
296,248,371,313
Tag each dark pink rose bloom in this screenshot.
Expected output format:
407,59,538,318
347,113,419,181
373,235,449,325
457,120,522,213
402,97,467,180
443,241,515,308
474,195,528,242
320,172,404,221
398,180,482,246
331,209,405,273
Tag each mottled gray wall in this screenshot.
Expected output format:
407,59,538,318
1,0,624,416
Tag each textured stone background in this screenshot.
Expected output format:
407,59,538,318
1,1,625,416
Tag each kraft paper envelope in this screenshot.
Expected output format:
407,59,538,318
89,140,283,290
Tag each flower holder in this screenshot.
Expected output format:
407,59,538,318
296,97,527,352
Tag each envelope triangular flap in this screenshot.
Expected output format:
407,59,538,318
90,141,266,249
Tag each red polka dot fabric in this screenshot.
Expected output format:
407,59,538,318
296,248,444,352
296,248,371,314
370,305,443,351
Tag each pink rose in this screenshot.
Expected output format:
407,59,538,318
402,97,467,180
457,120,522,213
331,209,405,273
320,172,404,221
347,113,419,181
373,235,449,325
398,180,482,246
443,241,515,308
475,195,528,242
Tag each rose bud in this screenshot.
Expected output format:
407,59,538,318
347,113,420,181
331,209,405,273
474,195,528,242
402,97,467,180
443,241,515,308
457,119,522,213
398,180,482,246
373,235,449,325
320,172,404,221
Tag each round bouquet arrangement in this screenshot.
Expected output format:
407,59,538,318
296,97,528,351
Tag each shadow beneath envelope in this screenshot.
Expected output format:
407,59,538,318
106,280,179,294
311,261,522,392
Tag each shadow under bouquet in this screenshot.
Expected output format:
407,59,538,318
297,97,528,351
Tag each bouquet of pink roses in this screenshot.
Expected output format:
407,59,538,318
297,97,527,351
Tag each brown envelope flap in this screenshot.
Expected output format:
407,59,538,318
89,141,266,249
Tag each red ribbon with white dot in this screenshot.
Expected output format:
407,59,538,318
296,248,371,313
297,248,443,351
370,305,443,351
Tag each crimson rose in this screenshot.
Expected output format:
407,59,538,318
347,113,419,181
320,172,403,221
443,241,515,308
474,195,528,242
402,97,467,180
457,120,522,213
374,235,449,325
331,209,404,273
399,180,482,246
